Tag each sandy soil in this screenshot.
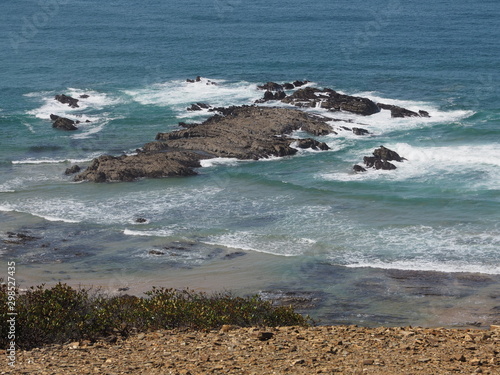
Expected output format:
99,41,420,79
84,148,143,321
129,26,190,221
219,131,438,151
3,325,499,374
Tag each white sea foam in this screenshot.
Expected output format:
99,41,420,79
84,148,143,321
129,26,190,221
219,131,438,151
342,260,500,275
200,158,240,168
12,157,96,165
319,142,500,189
123,229,175,237
204,232,318,257
328,223,500,275
124,78,259,117
25,89,122,140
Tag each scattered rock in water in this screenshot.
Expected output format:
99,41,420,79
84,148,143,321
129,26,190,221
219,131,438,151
294,138,330,151
353,165,367,173
255,90,287,103
356,145,405,171
186,76,216,85
378,103,430,118
223,251,246,260
293,80,309,87
283,87,380,116
259,290,323,310
3,232,41,245
352,127,369,136
51,114,78,131
79,94,90,99
187,102,211,111
257,82,284,91
64,165,81,175
373,145,405,162
55,94,79,108
149,250,165,256
134,218,148,224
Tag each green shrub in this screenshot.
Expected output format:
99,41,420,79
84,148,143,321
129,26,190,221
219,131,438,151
0,282,311,350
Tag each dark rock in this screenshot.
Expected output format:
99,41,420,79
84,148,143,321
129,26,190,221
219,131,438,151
64,165,81,175
79,94,89,99
374,159,397,170
377,103,421,118
149,250,165,255
224,251,246,260
373,145,404,162
135,218,147,223
50,114,60,121
363,156,377,168
4,232,40,245
85,120,91,123
353,165,367,172
283,88,380,116
178,122,199,128
155,106,334,159
255,90,287,103
361,146,404,171
419,110,430,117
257,82,283,91
74,151,205,182
76,106,334,182
283,82,295,90
55,94,79,108
256,332,274,341
187,102,211,111
52,116,78,131
293,80,308,87
294,138,330,151
352,127,369,136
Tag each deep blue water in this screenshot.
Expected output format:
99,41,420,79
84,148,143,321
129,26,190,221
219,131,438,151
1,0,499,326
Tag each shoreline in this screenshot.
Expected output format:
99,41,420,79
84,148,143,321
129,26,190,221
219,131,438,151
2,212,499,330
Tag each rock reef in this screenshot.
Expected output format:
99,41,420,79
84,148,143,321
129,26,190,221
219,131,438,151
73,81,431,183
75,106,332,182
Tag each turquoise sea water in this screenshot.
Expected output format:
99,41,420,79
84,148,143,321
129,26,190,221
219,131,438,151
1,0,499,326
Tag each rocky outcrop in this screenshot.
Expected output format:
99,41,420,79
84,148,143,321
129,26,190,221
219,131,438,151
257,82,284,91
186,76,217,85
282,88,380,116
187,103,211,111
64,165,81,175
51,114,78,131
355,146,405,172
74,151,205,182
255,90,287,103
153,107,332,160
378,103,431,118
55,94,79,108
257,81,309,91
75,106,333,182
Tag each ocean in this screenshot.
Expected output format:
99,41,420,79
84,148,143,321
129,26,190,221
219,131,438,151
1,0,499,327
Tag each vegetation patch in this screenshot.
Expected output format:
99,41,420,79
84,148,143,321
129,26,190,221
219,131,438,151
0,282,311,350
